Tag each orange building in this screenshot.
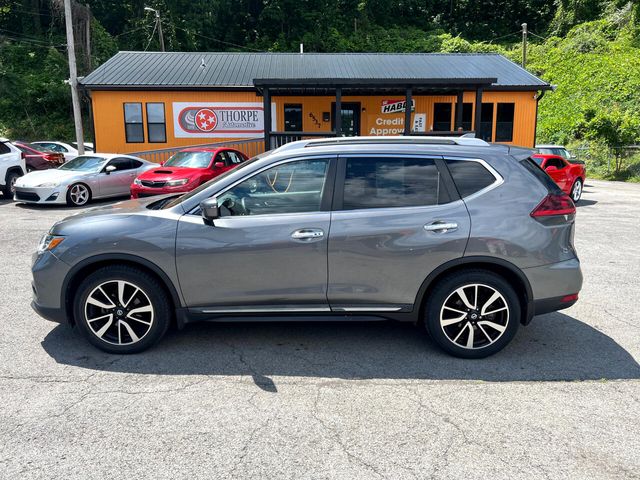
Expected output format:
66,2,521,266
81,52,551,159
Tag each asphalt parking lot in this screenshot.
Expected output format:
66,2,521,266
0,179,639,479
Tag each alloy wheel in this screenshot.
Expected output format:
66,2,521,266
69,184,89,205
439,283,509,350
572,180,582,202
84,280,155,346
9,175,18,194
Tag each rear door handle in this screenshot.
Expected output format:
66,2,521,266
424,221,458,233
291,229,324,241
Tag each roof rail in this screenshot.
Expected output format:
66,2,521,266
301,135,490,148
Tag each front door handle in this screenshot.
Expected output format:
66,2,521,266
424,221,458,233
291,229,324,241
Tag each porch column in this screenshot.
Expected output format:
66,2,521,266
404,87,412,135
335,87,342,136
455,91,464,130
263,87,271,150
474,87,483,138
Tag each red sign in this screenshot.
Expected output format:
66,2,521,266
194,108,218,132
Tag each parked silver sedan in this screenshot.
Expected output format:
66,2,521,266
13,154,154,206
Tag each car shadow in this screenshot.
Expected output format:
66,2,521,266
14,197,125,210
42,312,639,391
576,199,598,207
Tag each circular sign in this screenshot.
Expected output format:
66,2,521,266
194,108,218,132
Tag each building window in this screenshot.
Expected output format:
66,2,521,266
462,103,473,131
479,103,494,142
124,103,144,143
284,104,303,132
146,103,166,143
495,103,515,142
433,103,453,131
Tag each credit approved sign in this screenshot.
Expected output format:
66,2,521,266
173,102,276,138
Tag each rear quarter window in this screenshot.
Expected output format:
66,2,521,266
446,159,497,198
520,157,563,194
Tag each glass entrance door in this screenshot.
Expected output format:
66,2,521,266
332,102,361,136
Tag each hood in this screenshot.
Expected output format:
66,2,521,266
137,166,206,182
16,168,85,187
50,195,181,236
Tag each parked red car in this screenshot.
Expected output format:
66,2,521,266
532,153,586,202
131,147,247,198
14,141,65,171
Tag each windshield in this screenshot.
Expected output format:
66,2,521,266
58,156,107,173
532,156,543,165
26,143,53,153
536,147,569,159
162,151,268,209
165,151,213,168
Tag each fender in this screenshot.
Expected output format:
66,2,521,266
61,253,184,322
413,255,535,324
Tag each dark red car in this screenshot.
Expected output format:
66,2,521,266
532,153,586,202
131,147,247,199
14,141,65,171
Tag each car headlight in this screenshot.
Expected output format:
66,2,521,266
37,234,64,254
133,178,142,186
37,182,60,188
166,178,189,186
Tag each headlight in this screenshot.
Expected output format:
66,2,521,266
37,182,60,188
133,178,142,186
37,234,64,254
166,178,189,186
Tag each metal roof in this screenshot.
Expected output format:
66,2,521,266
80,52,550,90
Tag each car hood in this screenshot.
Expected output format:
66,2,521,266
137,166,206,181
16,168,88,187
50,195,183,235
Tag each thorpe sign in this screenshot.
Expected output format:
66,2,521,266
173,102,275,138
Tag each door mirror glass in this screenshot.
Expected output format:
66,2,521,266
213,161,225,168
201,197,219,225
544,165,558,173
105,164,116,174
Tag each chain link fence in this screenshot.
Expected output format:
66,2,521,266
571,144,640,177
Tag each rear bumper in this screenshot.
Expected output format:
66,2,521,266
523,257,582,320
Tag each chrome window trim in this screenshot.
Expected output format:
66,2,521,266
443,156,504,202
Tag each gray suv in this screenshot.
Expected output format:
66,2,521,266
31,137,582,358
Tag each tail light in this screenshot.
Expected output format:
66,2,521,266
530,193,576,217
21,152,26,160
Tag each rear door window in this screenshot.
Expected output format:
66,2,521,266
446,159,497,198
341,156,449,210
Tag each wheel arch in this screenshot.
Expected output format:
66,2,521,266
62,253,183,326
414,256,534,326
5,165,25,181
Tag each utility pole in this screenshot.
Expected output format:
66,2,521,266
521,22,528,68
64,0,85,155
145,7,165,51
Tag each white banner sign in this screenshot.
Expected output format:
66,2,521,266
173,102,276,138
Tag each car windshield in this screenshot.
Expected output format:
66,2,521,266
532,157,543,165
164,151,213,168
27,143,53,153
536,148,569,159
71,142,94,152
162,151,267,209
58,156,107,172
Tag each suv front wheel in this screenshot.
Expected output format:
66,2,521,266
73,265,171,354
424,270,520,358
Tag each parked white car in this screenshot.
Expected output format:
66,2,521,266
13,154,154,206
31,141,94,162
0,138,26,198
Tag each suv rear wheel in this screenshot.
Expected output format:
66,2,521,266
73,265,171,354
424,270,520,358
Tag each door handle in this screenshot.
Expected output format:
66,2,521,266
424,221,458,233
291,229,324,241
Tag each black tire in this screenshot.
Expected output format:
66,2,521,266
66,182,92,207
73,265,171,354
2,171,20,198
570,178,583,202
424,269,520,359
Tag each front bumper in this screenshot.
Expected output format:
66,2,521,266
31,250,71,324
14,186,67,204
130,183,193,199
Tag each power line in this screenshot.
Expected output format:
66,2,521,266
143,19,158,51
173,26,262,52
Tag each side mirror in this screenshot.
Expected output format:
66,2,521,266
105,165,116,174
213,161,225,169
545,165,558,173
201,197,219,225
160,161,165,166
